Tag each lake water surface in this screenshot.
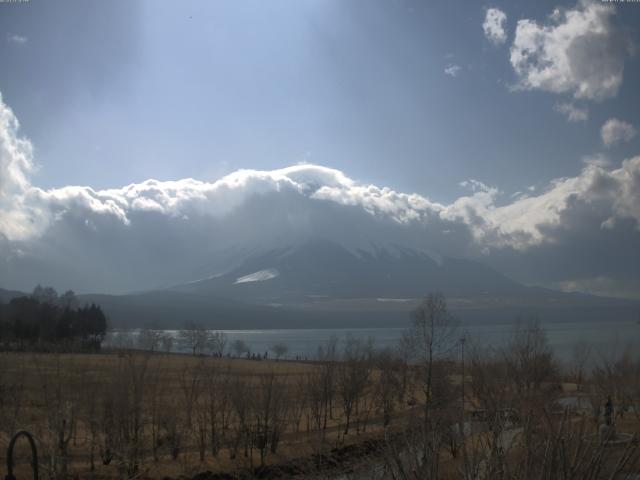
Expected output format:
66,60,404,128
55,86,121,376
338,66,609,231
115,319,640,364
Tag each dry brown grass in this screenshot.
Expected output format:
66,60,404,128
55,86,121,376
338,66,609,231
0,351,417,479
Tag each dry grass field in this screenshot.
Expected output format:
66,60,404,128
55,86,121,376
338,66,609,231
0,350,420,479
3,320,640,480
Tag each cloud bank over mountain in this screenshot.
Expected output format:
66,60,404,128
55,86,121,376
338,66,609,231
1,92,639,297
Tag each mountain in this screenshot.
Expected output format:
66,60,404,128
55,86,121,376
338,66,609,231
76,291,333,329
0,287,415,329
2,284,638,330
0,287,26,304
171,239,530,303
3,239,639,329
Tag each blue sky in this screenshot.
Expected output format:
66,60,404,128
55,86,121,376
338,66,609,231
0,0,636,201
1,0,640,297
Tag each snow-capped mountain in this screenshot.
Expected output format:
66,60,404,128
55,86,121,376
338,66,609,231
171,239,531,303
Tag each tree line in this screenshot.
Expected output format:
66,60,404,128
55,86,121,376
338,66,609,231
0,285,107,350
109,322,293,361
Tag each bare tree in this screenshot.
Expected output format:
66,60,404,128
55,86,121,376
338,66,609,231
74,357,108,472
591,347,640,426
178,321,209,356
0,353,27,443
305,370,326,435
194,367,210,462
137,326,162,352
179,360,205,432
468,342,516,474
158,398,182,461
317,335,339,426
202,364,231,457
408,293,457,396
33,354,78,479
160,332,174,353
228,375,251,460
570,340,591,390
270,342,289,360
146,356,166,462
252,371,289,466
338,335,373,435
289,373,308,433
503,318,556,400
105,353,150,478
382,407,640,480
405,292,458,474
231,338,249,358
209,330,227,357
374,349,401,427
395,333,414,406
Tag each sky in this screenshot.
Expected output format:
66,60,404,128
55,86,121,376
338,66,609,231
1,0,640,298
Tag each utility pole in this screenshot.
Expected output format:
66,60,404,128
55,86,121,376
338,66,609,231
460,336,468,473
461,336,466,423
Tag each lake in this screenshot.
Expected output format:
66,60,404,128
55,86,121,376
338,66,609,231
108,318,640,364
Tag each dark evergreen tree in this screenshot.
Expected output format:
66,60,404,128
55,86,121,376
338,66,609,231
0,288,108,351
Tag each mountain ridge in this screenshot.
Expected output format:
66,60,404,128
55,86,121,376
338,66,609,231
2,238,638,329
171,239,542,302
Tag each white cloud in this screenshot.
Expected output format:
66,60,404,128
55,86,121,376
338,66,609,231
0,93,44,241
7,34,27,45
554,102,588,122
581,153,611,167
459,179,494,193
483,8,507,45
601,118,637,147
3,112,640,258
0,94,32,195
444,64,461,77
3,114,640,256
1,92,640,296
510,0,633,100
443,157,640,250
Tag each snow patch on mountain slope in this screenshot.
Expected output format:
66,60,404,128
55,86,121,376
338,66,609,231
234,269,279,284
